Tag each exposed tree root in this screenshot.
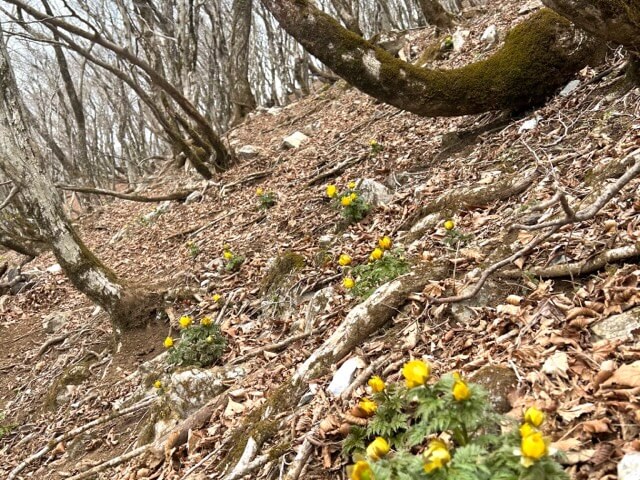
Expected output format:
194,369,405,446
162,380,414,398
499,243,640,279
56,184,195,202
66,445,151,480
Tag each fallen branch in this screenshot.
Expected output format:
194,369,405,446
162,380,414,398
220,169,273,196
65,445,151,480
306,155,365,186
7,396,156,480
56,184,194,202
36,334,68,357
230,332,312,365
222,453,271,480
499,243,640,279
0,184,18,211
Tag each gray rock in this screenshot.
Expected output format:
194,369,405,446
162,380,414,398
47,263,63,274
300,286,334,332
480,25,498,45
142,201,172,222
452,29,470,52
184,191,202,204
237,145,262,160
42,312,70,334
318,235,334,247
618,452,640,480
559,80,580,97
471,365,518,413
518,0,542,15
591,308,640,341
358,178,393,207
327,357,363,397
282,131,309,149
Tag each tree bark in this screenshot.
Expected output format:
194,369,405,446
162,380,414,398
417,0,454,30
0,26,158,332
542,0,640,53
228,0,257,127
259,1,597,116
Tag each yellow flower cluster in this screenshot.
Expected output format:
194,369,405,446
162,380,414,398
349,460,373,480
402,359,430,388
343,277,355,289
517,406,549,467
212,293,222,303
223,249,234,260
339,254,352,266
341,192,358,206
369,247,384,262
153,380,162,389
366,437,390,460
378,236,392,250
326,184,337,198
179,315,192,328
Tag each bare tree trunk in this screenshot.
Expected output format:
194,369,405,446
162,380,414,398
228,0,257,127
0,27,158,332
417,0,454,30
329,0,363,35
259,1,597,116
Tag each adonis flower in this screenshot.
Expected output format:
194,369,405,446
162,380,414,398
348,181,357,189
524,407,545,427
452,379,471,401
366,437,390,460
444,219,455,231
402,360,430,388
517,431,549,468
358,398,378,416
256,187,264,196
326,184,337,198
179,316,192,328
201,317,213,326
163,336,174,348
153,380,162,389
223,250,234,260
369,248,384,261
378,236,392,250
341,195,354,206
348,460,374,480
423,439,451,473
212,294,222,303
338,254,353,266
343,277,355,289
368,376,385,393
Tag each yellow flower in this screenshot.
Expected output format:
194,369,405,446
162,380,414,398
444,219,455,231
358,398,377,417
368,376,385,393
153,380,162,389
212,294,222,303
369,248,384,261
256,187,264,196
370,139,378,146
520,431,548,467
223,250,234,260
519,422,536,438
402,360,430,388
341,195,353,206
423,439,451,473
326,184,337,198
378,236,392,250
366,437,390,460
350,192,358,200
452,380,471,401
349,460,374,480
163,336,174,348
343,277,355,289
338,254,353,266
179,315,192,328
348,181,357,189
201,316,213,326
206,335,214,343
524,407,545,427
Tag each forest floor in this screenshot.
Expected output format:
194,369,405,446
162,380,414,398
1,1,639,479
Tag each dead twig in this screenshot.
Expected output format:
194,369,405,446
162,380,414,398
230,332,312,366
56,184,194,202
0,184,18,211
36,334,68,357
65,445,151,480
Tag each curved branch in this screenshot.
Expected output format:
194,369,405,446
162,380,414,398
56,184,194,202
259,1,597,116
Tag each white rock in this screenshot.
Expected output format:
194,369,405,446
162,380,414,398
282,131,310,149
560,80,580,97
184,191,202,204
519,0,542,15
480,25,498,45
618,452,640,480
519,116,541,133
358,178,393,207
327,357,364,396
237,145,262,160
47,263,62,274
267,107,282,116
300,287,334,333
452,29,470,52
592,308,640,340
318,235,334,247
42,312,69,333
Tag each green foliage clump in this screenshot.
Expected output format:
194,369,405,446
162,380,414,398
344,366,568,480
0,412,15,439
185,240,200,258
223,247,245,272
325,182,371,224
261,251,305,293
167,320,226,368
257,190,277,210
350,249,409,298
369,139,384,155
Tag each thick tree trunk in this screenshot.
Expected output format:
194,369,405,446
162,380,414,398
259,1,597,116
228,0,257,127
0,27,157,332
542,0,640,53
417,0,454,30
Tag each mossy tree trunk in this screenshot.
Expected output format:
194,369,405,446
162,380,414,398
418,0,454,30
259,0,597,116
542,0,640,53
0,26,157,332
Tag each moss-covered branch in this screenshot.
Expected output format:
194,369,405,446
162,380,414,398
260,1,597,116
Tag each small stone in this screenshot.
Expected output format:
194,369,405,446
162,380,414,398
480,25,498,45
267,107,282,116
184,191,202,204
471,365,518,413
559,80,580,97
519,116,541,133
318,235,334,247
300,286,334,333
42,312,70,334
282,131,310,149
358,179,393,207
591,307,640,340
237,145,261,160
618,452,640,480
327,357,364,396
452,29,470,52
